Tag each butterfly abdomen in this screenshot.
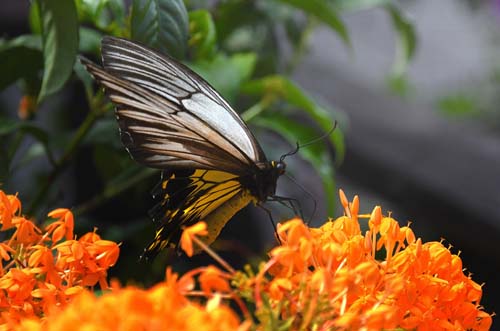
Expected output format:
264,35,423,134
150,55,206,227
201,189,255,248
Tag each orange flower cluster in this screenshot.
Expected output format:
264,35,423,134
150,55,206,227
0,190,119,329
19,268,248,331
2,187,491,331
238,191,492,331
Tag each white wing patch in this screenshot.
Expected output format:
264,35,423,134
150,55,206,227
182,92,255,160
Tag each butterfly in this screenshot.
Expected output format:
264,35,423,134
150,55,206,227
80,36,291,259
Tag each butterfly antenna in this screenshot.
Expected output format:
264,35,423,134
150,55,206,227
280,141,300,162
280,121,337,161
299,121,338,149
284,173,317,225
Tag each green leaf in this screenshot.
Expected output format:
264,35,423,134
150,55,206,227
0,117,21,135
15,142,46,169
0,34,42,52
75,0,126,34
38,0,79,102
0,118,55,167
130,0,189,59
331,0,391,11
437,94,478,116
386,4,416,77
191,53,257,104
19,123,55,165
386,73,413,96
188,10,217,60
241,75,344,164
214,1,265,43
253,112,337,215
74,60,95,98
276,0,349,45
0,35,43,91
79,27,102,54
93,144,126,180
83,117,122,149
75,27,103,94
75,0,103,21
29,1,42,34
105,0,127,34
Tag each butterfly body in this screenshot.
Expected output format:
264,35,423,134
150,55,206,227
81,37,286,258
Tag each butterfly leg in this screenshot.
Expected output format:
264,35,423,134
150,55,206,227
257,202,282,245
269,195,304,221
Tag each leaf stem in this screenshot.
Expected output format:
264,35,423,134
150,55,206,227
241,96,274,123
27,95,107,216
73,168,157,216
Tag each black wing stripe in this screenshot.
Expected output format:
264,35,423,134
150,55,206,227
82,59,256,172
144,169,252,258
98,69,255,168
190,186,241,214
104,42,228,116
105,55,195,96
103,43,201,96
100,37,267,163
109,61,193,99
118,105,252,169
168,180,241,221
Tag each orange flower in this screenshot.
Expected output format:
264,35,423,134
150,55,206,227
240,189,492,331
0,187,492,331
10,218,42,246
199,266,231,295
19,271,247,331
0,189,119,330
46,208,74,243
17,95,37,119
180,221,208,257
0,191,21,231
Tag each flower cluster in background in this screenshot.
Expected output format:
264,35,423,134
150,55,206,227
235,191,493,331
0,189,492,331
19,269,247,331
0,190,119,329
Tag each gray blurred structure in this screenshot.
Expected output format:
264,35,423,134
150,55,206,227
294,0,500,319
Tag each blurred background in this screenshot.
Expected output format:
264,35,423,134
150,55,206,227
1,0,499,326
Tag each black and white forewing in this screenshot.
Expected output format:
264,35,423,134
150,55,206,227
99,36,266,168
81,57,259,175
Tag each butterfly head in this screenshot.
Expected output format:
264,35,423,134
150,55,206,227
271,160,286,176
243,160,285,202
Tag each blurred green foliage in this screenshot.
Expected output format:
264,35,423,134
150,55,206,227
0,0,415,282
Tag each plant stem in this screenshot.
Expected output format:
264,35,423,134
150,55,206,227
241,102,265,123
73,168,157,216
27,96,106,216
242,96,274,123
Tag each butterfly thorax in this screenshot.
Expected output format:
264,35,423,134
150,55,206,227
240,160,286,202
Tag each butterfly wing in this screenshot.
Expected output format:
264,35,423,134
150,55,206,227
143,169,255,258
80,36,267,176
80,37,277,257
